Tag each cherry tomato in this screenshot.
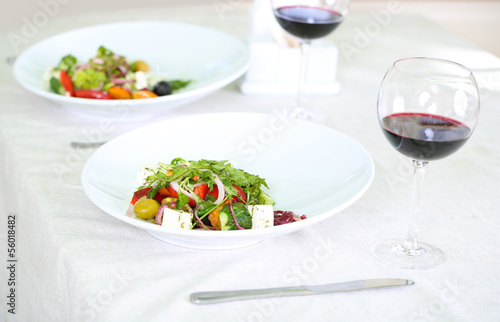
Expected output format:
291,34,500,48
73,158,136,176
60,70,74,96
132,90,158,99
108,86,131,99
130,187,152,205
75,89,112,99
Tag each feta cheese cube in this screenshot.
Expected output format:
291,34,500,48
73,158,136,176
133,71,148,90
161,208,193,230
247,205,274,229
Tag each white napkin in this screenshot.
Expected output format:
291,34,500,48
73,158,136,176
240,0,340,95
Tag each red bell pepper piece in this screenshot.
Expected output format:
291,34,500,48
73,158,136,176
74,89,112,100
130,187,152,205
60,70,74,96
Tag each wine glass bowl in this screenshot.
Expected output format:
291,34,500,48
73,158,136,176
271,0,350,120
373,57,480,269
377,58,479,162
273,4,346,41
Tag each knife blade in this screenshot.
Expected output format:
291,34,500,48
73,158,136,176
190,278,414,304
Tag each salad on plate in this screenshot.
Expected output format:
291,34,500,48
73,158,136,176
127,158,306,230
45,46,191,100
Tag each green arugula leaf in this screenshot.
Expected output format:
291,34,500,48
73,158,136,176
176,190,190,210
50,76,65,95
139,158,272,208
170,80,191,91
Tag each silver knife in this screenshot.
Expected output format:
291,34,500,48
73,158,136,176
190,278,414,304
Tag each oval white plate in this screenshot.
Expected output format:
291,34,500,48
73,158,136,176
13,21,249,120
81,113,374,249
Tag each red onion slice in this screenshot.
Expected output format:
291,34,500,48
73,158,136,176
156,204,170,225
169,180,195,199
193,206,215,230
76,64,91,71
110,78,134,84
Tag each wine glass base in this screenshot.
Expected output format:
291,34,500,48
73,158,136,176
372,238,446,269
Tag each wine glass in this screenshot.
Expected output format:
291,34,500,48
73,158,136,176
372,57,480,269
271,0,350,121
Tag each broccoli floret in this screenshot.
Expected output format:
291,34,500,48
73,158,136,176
219,203,252,230
73,68,108,90
57,54,77,72
96,45,114,57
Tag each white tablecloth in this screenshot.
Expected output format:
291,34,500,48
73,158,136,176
1,3,500,322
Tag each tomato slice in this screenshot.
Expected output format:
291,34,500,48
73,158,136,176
166,184,210,207
60,70,74,96
166,186,178,198
193,184,208,201
131,187,152,205
74,89,112,99
231,184,246,203
208,185,219,200
184,184,208,207
209,184,246,202
153,187,171,204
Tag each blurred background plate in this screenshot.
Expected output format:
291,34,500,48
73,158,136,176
81,113,375,250
13,21,249,120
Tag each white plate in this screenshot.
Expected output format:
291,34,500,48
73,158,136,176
81,113,374,249
13,21,249,120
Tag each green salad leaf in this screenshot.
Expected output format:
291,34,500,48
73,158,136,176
143,159,270,206
170,80,191,91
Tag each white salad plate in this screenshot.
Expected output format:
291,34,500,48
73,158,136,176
81,113,374,250
13,21,249,120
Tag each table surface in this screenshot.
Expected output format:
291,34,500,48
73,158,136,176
1,3,500,322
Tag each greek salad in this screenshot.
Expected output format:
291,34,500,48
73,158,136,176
128,158,306,230
45,46,191,99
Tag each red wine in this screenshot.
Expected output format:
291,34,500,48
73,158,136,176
274,6,344,40
382,113,471,161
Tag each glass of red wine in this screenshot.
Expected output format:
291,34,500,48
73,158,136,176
372,57,480,269
271,0,349,120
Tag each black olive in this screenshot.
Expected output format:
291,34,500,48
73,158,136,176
153,81,173,96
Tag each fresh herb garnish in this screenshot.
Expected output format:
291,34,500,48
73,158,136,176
145,159,268,203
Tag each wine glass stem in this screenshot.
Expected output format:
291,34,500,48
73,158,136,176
296,40,311,110
403,160,429,253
